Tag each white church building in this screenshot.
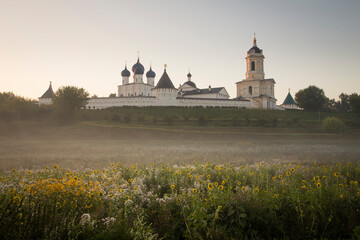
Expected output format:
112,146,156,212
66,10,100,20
39,37,280,110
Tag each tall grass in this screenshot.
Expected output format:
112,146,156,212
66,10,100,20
1,161,359,239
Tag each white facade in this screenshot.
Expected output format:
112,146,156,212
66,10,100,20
236,37,277,109
118,83,153,97
39,98,53,106
40,40,280,110
39,82,55,106
86,95,257,109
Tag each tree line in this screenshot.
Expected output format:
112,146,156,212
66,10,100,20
295,85,360,113
0,85,359,124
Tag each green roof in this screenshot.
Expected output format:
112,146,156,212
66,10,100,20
282,92,296,105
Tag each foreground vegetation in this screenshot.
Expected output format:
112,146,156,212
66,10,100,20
1,161,359,239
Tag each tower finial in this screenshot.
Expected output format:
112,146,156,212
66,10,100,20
137,51,140,61
253,33,257,47
164,64,167,70
125,60,127,67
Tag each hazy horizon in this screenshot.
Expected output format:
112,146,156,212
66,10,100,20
1,0,359,102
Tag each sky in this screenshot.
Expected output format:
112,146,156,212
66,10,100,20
1,0,359,103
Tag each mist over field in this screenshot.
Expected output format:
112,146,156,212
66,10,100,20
1,110,360,239
1,122,359,170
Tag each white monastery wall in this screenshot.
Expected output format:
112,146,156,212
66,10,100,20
39,98,53,106
86,96,257,109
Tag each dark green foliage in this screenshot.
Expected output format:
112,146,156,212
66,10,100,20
349,93,360,114
123,114,131,123
322,117,345,133
197,115,208,126
244,114,250,126
0,92,38,121
163,115,174,126
295,85,327,111
53,86,89,123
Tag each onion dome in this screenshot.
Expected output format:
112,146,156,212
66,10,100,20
248,46,262,54
187,72,192,78
146,67,156,78
132,58,144,75
248,36,263,54
121,66,130,77
184,80,197,88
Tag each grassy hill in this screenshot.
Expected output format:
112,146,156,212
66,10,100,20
77,107,360,130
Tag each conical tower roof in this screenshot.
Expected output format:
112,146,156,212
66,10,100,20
282,92,296,105
40,82,55,98
154,69,176,89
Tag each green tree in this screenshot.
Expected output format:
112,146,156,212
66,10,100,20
349,93,360,114
339,93,351,112
53,86,89,122
295,85,327,111
0,92,37,121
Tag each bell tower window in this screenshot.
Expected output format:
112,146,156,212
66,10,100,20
251,61,255,71
249,86,253,95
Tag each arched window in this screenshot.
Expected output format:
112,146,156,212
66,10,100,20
249,86,252,95
251,61,255,71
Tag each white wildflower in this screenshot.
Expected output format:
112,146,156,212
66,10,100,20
125,199,133,206
80,213,91,225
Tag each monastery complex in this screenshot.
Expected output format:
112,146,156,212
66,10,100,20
40,37,290,110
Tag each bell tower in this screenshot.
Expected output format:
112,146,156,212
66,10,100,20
245,35,265,80
236,35,277,109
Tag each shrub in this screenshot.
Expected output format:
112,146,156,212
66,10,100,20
111,114,121,122
198,115,208,126
123,114,131,123
163,116,173,126
137,115,146,123
322,117,345,133
231,116,240,126
244,114,250,126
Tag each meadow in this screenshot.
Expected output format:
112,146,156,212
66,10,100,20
1,108,360,239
